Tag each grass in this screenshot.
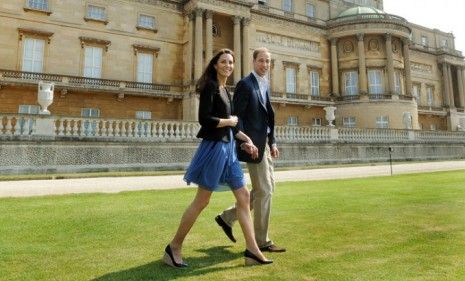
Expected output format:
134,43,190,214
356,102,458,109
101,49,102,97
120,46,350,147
1,170,465,281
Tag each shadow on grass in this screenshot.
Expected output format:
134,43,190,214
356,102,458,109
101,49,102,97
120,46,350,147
92,246,242,281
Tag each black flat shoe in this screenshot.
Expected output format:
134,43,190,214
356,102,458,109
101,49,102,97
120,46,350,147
163,244,188,268
215,215,236,243
244,249,273,266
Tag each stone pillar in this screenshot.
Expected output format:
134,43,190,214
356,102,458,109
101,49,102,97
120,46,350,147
185,13,194,83
385,33,395,95
242,18,251,75
402,38,412,96
456,67,465,108
357,33,367,94
194,8,204,80
232,16,242,83
205,10,213,64
442,62,451,107
330,38,339,96
447,64,455,108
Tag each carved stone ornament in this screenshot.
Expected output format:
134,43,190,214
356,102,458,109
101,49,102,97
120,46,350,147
392,39,399,53
343,40,353,53
368,39,379,51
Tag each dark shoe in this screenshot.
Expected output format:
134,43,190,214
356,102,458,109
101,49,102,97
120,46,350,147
215,215,236,243
163,244,188,268
244,249,273,266
259,244,286,253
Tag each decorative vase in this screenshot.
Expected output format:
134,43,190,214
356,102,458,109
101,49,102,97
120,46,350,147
323,106,336,127
37,81,54,115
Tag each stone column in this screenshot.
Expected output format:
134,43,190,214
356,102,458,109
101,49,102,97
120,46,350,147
385,33,395,94
402,38,412,96
194,8,204,80
357,33,367,94
456,67,465,108
442,62,451,107
242,18,250,75
461,67,465,108
185,13,194,83
205,10,213,64
330,38,339,96
447,64,455,108
232,16,242,83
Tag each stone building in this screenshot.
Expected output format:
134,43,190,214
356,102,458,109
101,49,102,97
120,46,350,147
1,0,465,131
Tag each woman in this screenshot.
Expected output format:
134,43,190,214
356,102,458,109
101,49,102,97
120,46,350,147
163,49,272,267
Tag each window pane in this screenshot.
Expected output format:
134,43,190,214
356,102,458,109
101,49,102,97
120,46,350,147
310,71,319,96
84,47,103,78
344,71,358,95
394,71,402,94
137,53,153,83
81,108,100,117
88,5,105,20
368,69,383,94
139,15,155,28
306,4,314,17
22,38,44,72
286,68,296,93
28,0,48,10
283,0,292,11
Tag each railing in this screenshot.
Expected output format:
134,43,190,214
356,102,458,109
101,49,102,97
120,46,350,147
286,93,308,100
254,4,327,26
339,95,360,101
369,94,392,100
0,69,182,99
327,13,408,27
418,106,445,112
2,114,464,144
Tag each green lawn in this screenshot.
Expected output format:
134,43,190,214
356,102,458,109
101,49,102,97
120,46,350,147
1,170,465,281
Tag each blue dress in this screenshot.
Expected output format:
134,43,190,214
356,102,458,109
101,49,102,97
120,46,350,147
184,129,245,191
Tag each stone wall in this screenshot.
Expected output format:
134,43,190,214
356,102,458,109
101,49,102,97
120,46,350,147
1,140,463,175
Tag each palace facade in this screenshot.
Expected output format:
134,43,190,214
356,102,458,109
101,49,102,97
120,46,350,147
1,0,465,131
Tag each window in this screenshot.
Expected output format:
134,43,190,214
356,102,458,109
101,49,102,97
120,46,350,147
287,116,298,126
87,5,106,21
426,86,433,106
421,36,428,47
310,71,319,96
441,39,448,48
368,69,383,94
343,117,356,128
22,38,45,72
137,53,153,83
344,71,358,96
376,116,389,128
19,105,40,114
306,3,315,17
138,14,155,29
394,70,402,94
312,118,321,126
27,0,48,11
136,111,152,120
84,46,103,78
286,68,296,94
81,108,100,118
412,84,419,102
283,0,293,12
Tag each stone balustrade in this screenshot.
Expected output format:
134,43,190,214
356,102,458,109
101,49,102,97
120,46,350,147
1,114,464,144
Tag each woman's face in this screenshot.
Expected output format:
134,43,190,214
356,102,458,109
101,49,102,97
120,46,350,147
214,53,234,80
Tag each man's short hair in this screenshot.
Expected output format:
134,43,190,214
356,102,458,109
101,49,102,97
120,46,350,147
253,47,270,60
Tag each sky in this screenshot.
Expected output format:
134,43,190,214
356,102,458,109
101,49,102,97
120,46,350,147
383,0,465,54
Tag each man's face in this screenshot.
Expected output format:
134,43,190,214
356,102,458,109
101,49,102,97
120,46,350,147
253,51,271,77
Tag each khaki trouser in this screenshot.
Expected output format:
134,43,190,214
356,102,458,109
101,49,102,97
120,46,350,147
220,144,275,248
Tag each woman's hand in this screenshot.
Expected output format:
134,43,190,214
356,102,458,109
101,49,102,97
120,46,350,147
228,115,238,127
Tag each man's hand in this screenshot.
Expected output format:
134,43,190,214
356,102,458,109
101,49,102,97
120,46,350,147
241,142,259,160
271,144,279,158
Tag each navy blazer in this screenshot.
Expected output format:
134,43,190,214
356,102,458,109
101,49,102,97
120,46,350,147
234,73,275,163
196,81,238,142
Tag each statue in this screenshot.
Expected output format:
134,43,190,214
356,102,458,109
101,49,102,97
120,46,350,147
37,81,54,115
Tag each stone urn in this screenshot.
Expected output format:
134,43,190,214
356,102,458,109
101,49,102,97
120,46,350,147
323,106,336,127
37,81,54,115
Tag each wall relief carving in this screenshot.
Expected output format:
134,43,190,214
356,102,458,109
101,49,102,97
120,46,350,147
256,31,320,54
368,39,379,51
343,40,353,53
410,62,432,73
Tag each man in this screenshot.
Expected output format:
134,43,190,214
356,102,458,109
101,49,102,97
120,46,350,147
215,47,285,253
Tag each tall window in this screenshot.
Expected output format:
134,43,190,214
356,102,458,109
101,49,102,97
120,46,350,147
412,84,420,102
286,68,296,94
310,71,319,96
28,0,48,10
287,116,298,126
138,15,155,29
283,0,293,12
306,3,315,17
343,117,356,128
376,116,389,128
441,39,448,48
87,5,106,20
137,53,153,83
394,71,402,94
22,38,45,72
368,69,383,94
84,46,103,78
344,71,358,96
426,86,433,106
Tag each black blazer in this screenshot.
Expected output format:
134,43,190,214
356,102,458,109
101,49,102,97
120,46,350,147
196,81,238,142
234,73,275,163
